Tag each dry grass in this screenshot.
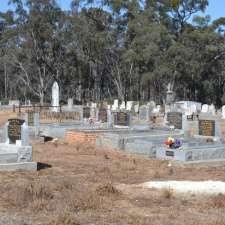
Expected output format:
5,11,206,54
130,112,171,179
0,138,225,224
161,188,174,199
49,212,80,225
210,194,225,208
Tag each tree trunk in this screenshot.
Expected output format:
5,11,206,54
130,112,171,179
40,91,44,106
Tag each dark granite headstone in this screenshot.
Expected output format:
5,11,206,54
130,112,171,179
8,119,25,144
99,108,108,122
83,107,90,119
167,112,182,129
114,112,130,126
199,120,215,136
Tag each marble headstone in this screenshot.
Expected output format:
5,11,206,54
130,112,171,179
52,81,59,112
222,105,225,119
201,104,209,113
67,98,73,110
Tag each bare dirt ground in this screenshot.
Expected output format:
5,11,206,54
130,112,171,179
0,140,225,225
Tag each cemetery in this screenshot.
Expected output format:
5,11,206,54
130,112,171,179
0,57,225,225
1,1,225,224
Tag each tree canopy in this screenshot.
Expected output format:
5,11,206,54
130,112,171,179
0,0,225,107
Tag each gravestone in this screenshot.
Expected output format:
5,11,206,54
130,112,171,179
126,101,133,111
114,112,130,126
52,81,59,112
27,111,34,126
7,119,26,144
134,104,139,113
83,107,90,119
201,104,209,113
139,106,149,121
167,112,183,129
0,119,37,171
209,104,216,115
99,108,108,122
120,101,126,110
222,105,225,119
199,120,215,136
67,98,73,110
112,99,119,111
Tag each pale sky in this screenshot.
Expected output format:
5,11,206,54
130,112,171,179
0,0,224,21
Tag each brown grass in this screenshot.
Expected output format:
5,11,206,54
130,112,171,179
210,194,225,208
0,135,224,224
161,188,174,199
49,212,80,225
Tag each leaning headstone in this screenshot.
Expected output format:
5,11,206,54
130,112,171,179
52,81,59,112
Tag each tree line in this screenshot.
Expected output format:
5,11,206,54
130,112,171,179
0,0,225,107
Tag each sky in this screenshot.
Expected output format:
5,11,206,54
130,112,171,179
0,0,224,21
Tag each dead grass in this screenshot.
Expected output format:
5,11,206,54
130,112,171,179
96,183,121,196
0,137,225,224
49,212,80,225
210,194,225,208
161,188,174,199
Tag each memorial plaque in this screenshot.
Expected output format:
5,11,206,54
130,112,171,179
83,107,90,119
167,112,182,129
28,111,34,126
166,151,174,157
199,120,215,136
8,119,25,144
99,108,108,122
114,112,130,126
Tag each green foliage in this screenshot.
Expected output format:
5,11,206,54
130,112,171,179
0,0,224,106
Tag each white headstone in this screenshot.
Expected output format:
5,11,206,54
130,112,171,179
67,98,73,110
120,101,126,110
112,99,119,111
222,106,225,119
190,104,197,114
134,104,139,113
201,104,209,113
185,107,192,116
209,104,216,115
126,101,133,111
52,81,59,112
152,105,161,113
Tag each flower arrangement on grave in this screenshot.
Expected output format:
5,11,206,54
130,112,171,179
164,137,182,149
